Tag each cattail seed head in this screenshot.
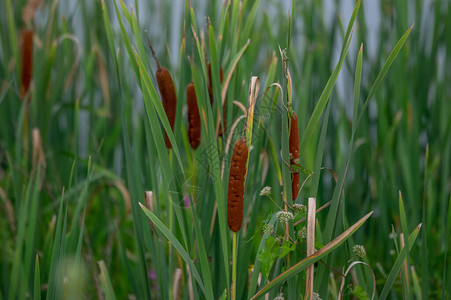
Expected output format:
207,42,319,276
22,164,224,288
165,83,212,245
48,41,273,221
227,137,248,232
21,29,34,101
156,66,177,148
289,112,300,200
186,82,200,149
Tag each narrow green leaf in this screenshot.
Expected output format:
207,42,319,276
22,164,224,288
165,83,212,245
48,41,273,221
133,49,186,178
240,0,261,46
190,205,214,299
310,99,332,197
34,255,40,300
380,224,422,299
98,261,117,300
248,214,279,298
101,0,118,67
299,0,360,154
113,0,140,85
139,203,207,297
352,44,363,130
398,191,412,299
251,211,373,299
356,24,414,128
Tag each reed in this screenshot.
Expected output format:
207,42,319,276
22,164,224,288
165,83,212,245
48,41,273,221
146,34,177,148
21,29,33,101
227,137,248,232
289,112,300,200
186,82,201,149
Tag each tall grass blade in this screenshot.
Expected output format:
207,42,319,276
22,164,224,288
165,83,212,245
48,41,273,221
33,255,40,300
98,260,117,300
299,0,360,154
380,224,422,299
139,203,207,297
399,192,412,299
251,211,373,299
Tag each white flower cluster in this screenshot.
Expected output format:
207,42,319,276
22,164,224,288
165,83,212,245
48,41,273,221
259,186,272,196
276,211,294,223
292,203,307,213
353,245,366,258
273,293,284,300
298,226,307,240
262,224,274,235
312,292,322,300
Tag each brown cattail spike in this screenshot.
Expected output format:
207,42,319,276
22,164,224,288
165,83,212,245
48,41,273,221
21,29,34,101
146,32,178,148
186,82,201,149
156,66,177,148
207,62,226,136
289,112,300,200
227,137,249,232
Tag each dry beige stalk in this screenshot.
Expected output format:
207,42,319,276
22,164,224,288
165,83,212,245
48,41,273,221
145,191,155,231
305,197,316,299
172,268,182,300
400,233,410,296
22,0,43,24
32,128,46,188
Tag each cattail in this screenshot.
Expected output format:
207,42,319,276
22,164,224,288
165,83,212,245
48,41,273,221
146,33,177,148
186,82,201,149
21,29,33,101
156,66,177,148
207,62,226,136
289,112,300,200
227,137,249,232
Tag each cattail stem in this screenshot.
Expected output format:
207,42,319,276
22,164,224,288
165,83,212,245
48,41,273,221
231,231,237,300
22,104,30,167
145,31,161,70
191,155,196,204
169,149,174,230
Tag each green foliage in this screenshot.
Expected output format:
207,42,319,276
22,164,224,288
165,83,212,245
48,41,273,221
0,0,449,299
352,285,370,300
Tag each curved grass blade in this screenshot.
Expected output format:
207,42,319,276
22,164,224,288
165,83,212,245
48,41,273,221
299,0,361,155
139,203,207,297
251,211,373,299
317,26,412,289
133,48,185,178
355,24,414,129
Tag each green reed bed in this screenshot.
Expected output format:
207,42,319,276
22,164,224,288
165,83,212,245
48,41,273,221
0,0,449,299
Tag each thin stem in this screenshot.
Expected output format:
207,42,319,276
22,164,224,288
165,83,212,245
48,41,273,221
231,232,237,300
293,201,331,227
144,30,161,70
